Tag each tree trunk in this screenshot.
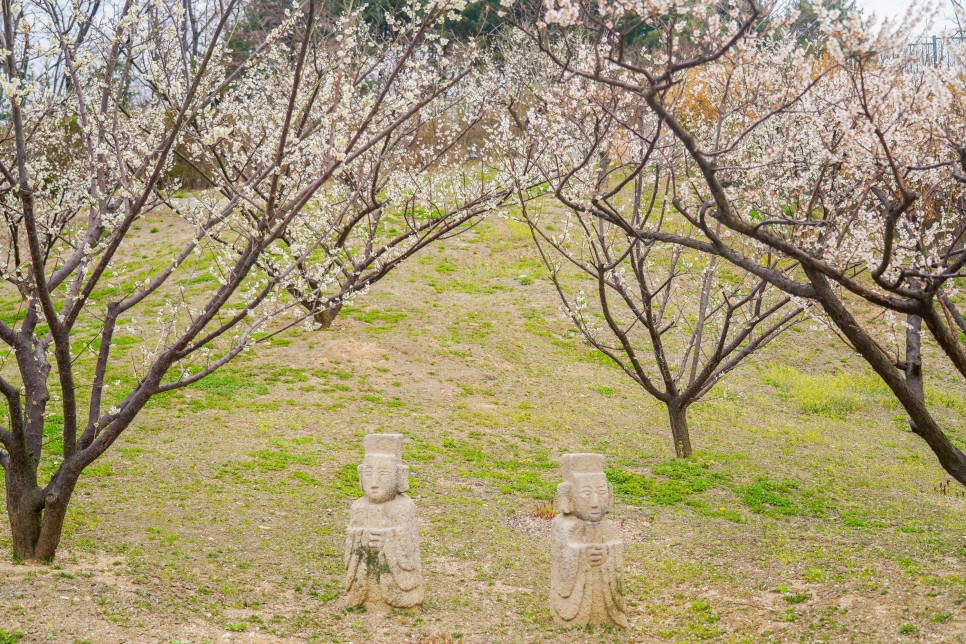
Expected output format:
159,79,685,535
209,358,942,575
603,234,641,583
313,301,343,330
905,313,924,432
5,463,78,561
6,477,42,561
668,404,693,459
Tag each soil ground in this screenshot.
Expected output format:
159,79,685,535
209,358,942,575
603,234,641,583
0,214,964,643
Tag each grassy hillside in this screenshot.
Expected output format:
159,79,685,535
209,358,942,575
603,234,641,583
0,213,963,642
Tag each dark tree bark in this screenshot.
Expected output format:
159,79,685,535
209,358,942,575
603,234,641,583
6,474,42,561
667,403,693,459
314,302,343,329
2,413,81,561
905,314,924,432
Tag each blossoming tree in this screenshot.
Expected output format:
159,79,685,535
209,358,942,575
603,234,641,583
496,39,802,457
174,11,509,329
0,0,490,560
516,0,966,484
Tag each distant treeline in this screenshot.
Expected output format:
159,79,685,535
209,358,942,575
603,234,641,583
224,0,857,58
224,0,534,58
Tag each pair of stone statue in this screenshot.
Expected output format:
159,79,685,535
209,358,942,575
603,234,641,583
344,434,627,627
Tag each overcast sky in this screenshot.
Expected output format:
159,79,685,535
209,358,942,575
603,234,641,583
854,0,957,33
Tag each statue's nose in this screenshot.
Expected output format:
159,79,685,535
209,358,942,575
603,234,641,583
591,492,600,507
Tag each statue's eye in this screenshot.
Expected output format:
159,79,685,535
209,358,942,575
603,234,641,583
363,468,372,475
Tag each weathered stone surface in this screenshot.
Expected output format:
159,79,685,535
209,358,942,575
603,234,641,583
344,433,424,609
550,453,627,627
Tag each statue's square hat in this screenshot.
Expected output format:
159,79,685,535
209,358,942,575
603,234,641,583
364,433,404,460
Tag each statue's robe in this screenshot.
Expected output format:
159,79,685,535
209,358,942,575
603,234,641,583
550,514,627,627
344,494,423,608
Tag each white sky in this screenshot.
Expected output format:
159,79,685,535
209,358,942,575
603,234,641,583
854,0,957,33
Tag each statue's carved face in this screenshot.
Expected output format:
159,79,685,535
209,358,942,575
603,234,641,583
361,455,398,503
571,473,609,522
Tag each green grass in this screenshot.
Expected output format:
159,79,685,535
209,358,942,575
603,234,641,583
343,306,408,332
784,592,810,604
607,459,729,507
334,462,361,496
740,478,829,518
761,365,891,419
192,372,267,397
0,629,23,644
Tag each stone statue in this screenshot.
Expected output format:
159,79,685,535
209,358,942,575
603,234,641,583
344,433,424,609
550,453,627,628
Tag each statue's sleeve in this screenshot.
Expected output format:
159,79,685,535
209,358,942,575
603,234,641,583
551,518,588,622
344,505,366,592
384,500,422,592
602,537,628,627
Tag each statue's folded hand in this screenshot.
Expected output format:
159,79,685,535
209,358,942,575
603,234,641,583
587,544,606,566
367,529,387,550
